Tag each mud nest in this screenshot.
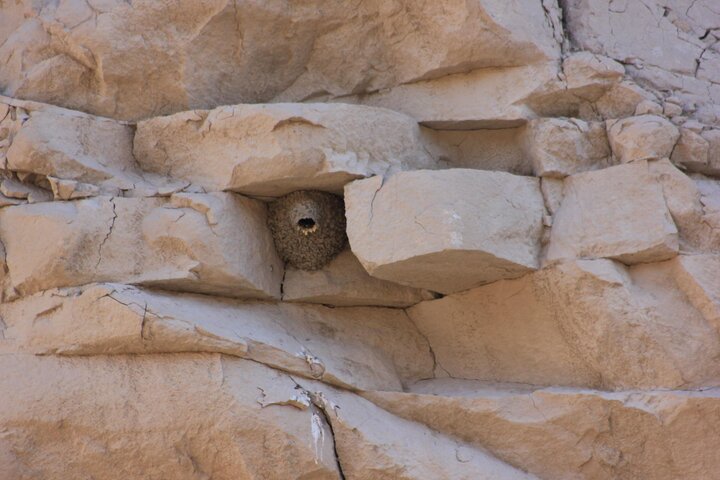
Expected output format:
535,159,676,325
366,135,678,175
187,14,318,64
267,190,347,270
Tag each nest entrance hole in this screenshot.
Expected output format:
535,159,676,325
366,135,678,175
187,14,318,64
298,217,316,230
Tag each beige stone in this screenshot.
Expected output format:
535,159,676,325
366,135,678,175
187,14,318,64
540,177,565,216
0,95,180,197
563,51,625,97
345,170,544,294
134,103,436,197
421,126,531,175
346,62,562,129
607,115,680,163
546,161,679,264
5,104,138,191
650,159,720,253
283,249,436,307
0,353,341,479
672,128,710,172
0,283,432,391
0,0,559,121
0,177,51,203
595,81,656,120
696,129,720,175
635,99,664,116
47,176,100,200
306,382,538,480
365,379,720,480
664,102,684,117
407,258,720,390
0,193,283,299
562,0,720,126
522,118,610,177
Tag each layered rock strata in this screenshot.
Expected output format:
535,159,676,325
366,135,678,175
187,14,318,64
1,1,720,479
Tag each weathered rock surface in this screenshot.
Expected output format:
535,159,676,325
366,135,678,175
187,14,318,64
672,128,720,176
522,117,610,177
562,51,625,97
283,249,435,308
606,115,680,163
0,283,432,391
0,96,182,198
0,0,559,121
306,382,538,480
421,126,531,175
348,62,563,129
650,159,720,253
546,161,679,264
345,170,545,294
134,103,436,197
2,0,720,477
408,257,720,390
562,0,720,126
365,379,720,480
0,353,342,480
0,193,283,299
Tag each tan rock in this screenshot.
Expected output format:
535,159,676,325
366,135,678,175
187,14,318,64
697,129,720,175
522,118,610,177
47,176,100,200
421,126,531,175
0,193,283,299
664,102,684,117
365,379,720,480
671,128,710,172
134,103,436,197
345,170,544,294
562,0,719,126
407,258,720,389
347,62,561,129
607,115,680,163
546,161,679,264
283,249,436,307
0,283,432,391
635,99,664,116
305,382,538,480
540,177,565,215
0,353,341,479
0,95,179,197
5,104,137,191
595,81,656,119
563,51,625,97
0,0,559,121
0,177,51,203
650,159,720,253
140,192,283,298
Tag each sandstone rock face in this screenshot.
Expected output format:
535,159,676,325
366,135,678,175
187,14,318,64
307,382,538,480
408,257,720,390
562,0,720,126
365,379,720,480
0,354,342,480
3,0,720,478
522,117,610,177
283,249,435,308
0,193,283,299
547,161,679,264
345,170,545,294
0,283,432,392
134,103,436,196
349,62,563,129
0,95,183,198
606,115,680,163
0,0,559,121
